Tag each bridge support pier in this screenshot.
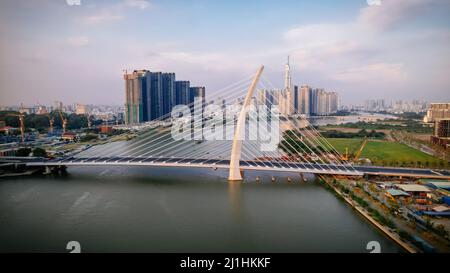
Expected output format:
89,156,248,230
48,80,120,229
43,165,67,175
228,65,264,181
300,173,306,182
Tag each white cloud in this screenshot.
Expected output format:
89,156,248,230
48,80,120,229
332,63,407,83
66,36,89,47
280,0,450,86
283,23,358,47
81,10,124,24
357,0,445,31
124,0,151,10
282,22,379,73
80,0,150,25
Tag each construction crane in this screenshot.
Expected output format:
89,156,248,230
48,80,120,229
87,115,92,129
353,137,368,162
58,110,68,134
342,147,349,161
45,113,54,133
5,113,25,143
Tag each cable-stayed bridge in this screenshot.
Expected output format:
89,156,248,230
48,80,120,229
26,66,450,180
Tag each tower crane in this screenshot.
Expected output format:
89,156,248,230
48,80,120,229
58,110,68,134
5,113,25,143
87,114,93,129
45,113,54,133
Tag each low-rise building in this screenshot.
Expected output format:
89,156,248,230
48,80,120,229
386,189,410,198
395,184,431,196
100,125,113,134
61,132,77,141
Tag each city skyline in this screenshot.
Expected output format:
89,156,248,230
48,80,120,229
1,0,450,106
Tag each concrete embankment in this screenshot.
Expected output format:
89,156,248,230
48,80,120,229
320,178,417,253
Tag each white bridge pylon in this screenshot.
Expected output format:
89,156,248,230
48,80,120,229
228,65,264,181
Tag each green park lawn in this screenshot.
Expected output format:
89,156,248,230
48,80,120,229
325,138,362,155
326,138,446,168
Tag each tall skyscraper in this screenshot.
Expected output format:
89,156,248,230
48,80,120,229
328,92,338,113
189,86,206,106
162,73,175,116
293,85,299,113
299,85,311,115
255,57,339,117
124,70,146,124
315,89,338,115
284,56,292,90
150,72,163,120
310,88,318,115
124,70,205,125
175,81,190,106
280,56,294,116
257,89,276,109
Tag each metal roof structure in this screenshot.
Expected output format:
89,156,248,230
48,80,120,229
395,184,431,192
386,189,410,197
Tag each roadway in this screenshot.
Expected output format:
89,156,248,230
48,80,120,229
24,156,450,179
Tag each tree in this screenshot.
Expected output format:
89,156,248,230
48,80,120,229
67,113,88,130
80,134,98,142
32,147,47,157
16,147,31,157
279,130,326,156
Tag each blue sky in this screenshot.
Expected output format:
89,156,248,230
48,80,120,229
0,0,449,105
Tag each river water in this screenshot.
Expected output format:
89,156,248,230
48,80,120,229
0,112,403,253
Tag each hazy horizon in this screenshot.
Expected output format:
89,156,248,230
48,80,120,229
1,0,450,106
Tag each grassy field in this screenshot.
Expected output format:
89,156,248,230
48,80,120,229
326,138,446,167
325,138,363,155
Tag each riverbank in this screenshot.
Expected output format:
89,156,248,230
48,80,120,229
318,176,417,253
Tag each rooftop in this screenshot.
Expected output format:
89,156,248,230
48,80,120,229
432,205,450,213
386,189,410,197
395,184,431,192
424,181,450,190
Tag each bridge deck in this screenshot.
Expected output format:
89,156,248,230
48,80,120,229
25,156,450,179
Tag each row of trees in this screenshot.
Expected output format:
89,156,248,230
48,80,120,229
15,147,47,157
338,120,433,134
321,129,385,139
370,158,449,169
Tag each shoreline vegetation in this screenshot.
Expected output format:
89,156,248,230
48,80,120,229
318,176,450,253
317,177,418,253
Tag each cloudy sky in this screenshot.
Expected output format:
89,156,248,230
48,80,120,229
0,0,449,106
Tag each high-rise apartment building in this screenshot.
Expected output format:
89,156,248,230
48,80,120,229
76,104,88,115
424,103,450,123
298,85,311,115
162,73,176,116
124,70,145,124
309,88,318,115
124,70,205,125
257,89,276,109
189,86,206,107
175,81,190,106
293,85,299,113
